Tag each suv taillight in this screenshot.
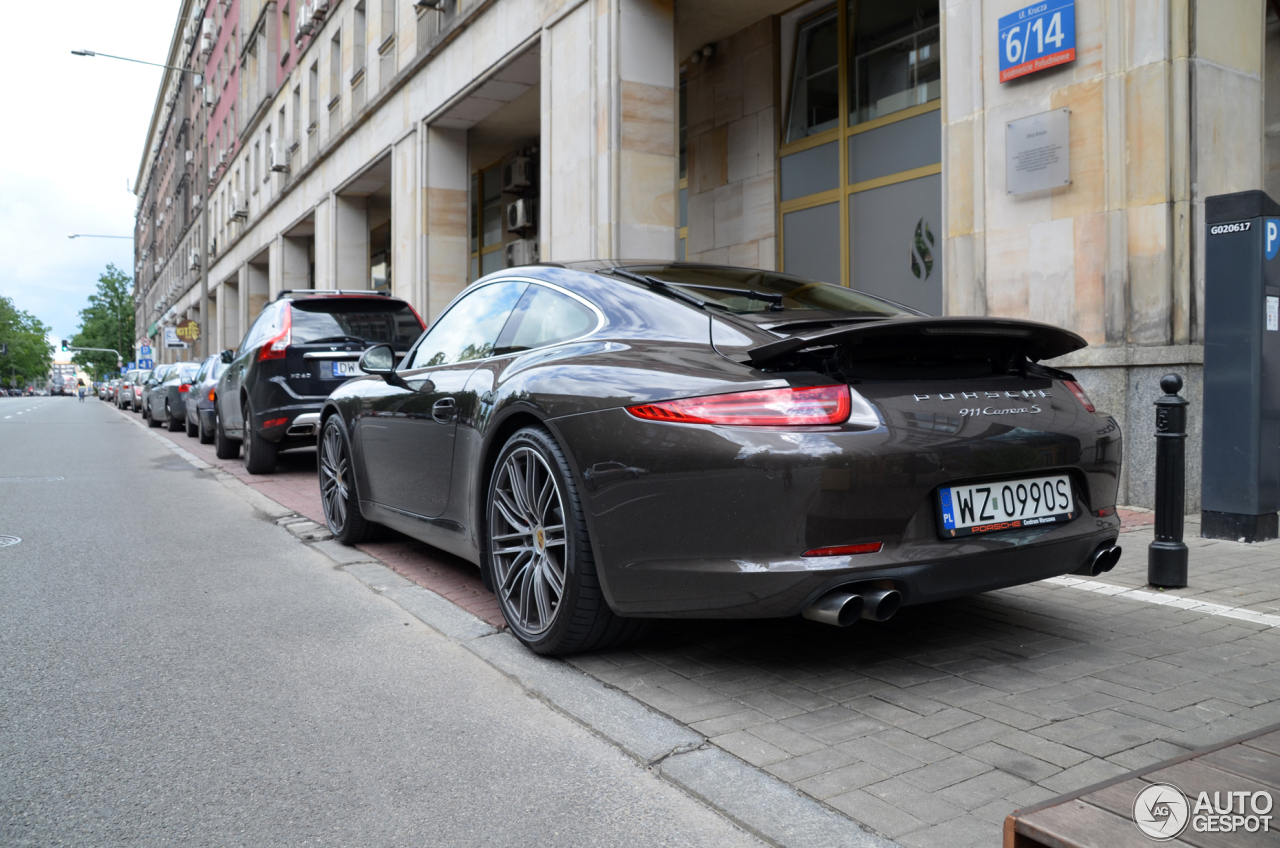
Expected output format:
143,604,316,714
179,384,190,393
258,309,292,361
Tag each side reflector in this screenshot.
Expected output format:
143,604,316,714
262,417,289,428
1063,380,1095,413
1095,506,1116,517
803,542,884,558
628,385,853,426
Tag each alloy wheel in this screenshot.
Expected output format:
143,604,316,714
319,423,349,533
490,447,568,636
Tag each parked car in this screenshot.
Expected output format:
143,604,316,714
215,290,426,473
116,369,143,409
316,262,1124,656
144,361,200,431
104,379,120,402
184,354,226,443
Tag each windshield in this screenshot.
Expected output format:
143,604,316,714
289,298,424,350
618,264,918,317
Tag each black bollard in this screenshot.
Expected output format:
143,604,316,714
1148,374,1189,587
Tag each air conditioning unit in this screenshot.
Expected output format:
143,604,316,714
230,192,248,220
208,167,218,181
165,197,173,208
158,212,166,226
201,33,213,54
208,237,217,256
506,198,536,233
217,148,227,164
269,139,290,172
201,18,215,38
204,86,216,106
193,73,203,90
312,1,331,18
505,239,539,267
189,248,201,271
185,150,194,164
184,22,196,44
502,156,533,192
154,262,161,274
192,194,201,210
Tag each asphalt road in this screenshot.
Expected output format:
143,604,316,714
0,397,762,847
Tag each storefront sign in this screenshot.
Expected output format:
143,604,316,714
998,0,1076,83
163,327,189,349
175,319,201,343
1006,108,1070,195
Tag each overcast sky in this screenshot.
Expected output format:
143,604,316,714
0,1,176,344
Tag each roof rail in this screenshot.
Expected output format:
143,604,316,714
276,289,392,300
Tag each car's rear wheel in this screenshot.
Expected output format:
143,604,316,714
487,427,643,655
242,402,278,475
166,401,181,431
214,408,239,459
319,415,375,544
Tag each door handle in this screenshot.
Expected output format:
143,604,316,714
431,397,457,423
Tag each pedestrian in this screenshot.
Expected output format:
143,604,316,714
78,386,85,402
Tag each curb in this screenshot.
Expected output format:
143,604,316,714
110,403,899,848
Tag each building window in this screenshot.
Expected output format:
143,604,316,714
469,163,505,281
353,2,367,76
777,0,942,314
308,63,319,127
381,0,396,42
329,32,342,107
281,2,292,56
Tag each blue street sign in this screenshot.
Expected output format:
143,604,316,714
140,344,152,356
125,361,136,372
998,0,1076,83
1267,219,1280,261
138,359,154,369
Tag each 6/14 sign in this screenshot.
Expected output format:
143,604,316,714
999,0,1076,83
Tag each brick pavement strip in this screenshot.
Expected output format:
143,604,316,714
126,409,1280,848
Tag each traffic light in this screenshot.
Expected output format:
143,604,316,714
60,339,69,352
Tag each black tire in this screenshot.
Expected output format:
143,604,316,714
166,401,181,431
486,426,645,656
214,407,239,459
318,415,376,544
185,410,198,438
242,402,278,475
198,411,214,444
147,401,161,427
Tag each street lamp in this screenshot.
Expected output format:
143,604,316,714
72,47,211,361
68,234,132,239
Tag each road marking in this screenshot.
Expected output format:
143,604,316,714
1043,575,1280,628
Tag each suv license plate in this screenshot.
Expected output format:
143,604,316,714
938,474,1075,537
330,361,361,378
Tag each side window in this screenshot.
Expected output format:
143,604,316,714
241,304,281,352
194,359,210,382
494,285,598,355
406,281,528,369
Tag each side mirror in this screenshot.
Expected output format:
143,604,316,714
219,349,234,364
358,344,396,374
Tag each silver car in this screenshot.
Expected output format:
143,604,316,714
116,369,144,410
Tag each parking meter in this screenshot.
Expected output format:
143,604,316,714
1202,190,1280,541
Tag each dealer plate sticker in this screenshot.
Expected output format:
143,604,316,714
939,474,1075,537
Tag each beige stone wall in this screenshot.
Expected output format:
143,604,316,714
684,17,778,269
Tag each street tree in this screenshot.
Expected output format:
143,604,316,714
72,264,136,377
0,296,53,388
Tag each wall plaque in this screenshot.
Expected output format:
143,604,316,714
1006,108,1070,196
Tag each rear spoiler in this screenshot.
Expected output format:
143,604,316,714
746,316,1087,365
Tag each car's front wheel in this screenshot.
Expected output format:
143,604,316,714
213,408,239,459
487,426,643,655
147,401,161,427
319,415,376,544
242,402,278,475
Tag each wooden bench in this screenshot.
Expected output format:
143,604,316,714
1005,722,1280,847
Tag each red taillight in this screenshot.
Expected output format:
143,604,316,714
803,542,884,558
1063,380,1095,413
257,308,292,361
178,384,190,393
628,385,852,426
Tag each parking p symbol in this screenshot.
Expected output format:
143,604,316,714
1267,219,1280,260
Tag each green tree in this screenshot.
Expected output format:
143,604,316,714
0,297,53,388
72,264,135,377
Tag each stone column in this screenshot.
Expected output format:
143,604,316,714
542,0,677,262
313,197,332,289
334,193,370,290
423,125,468,321
280,235,311,293
392,130,418,309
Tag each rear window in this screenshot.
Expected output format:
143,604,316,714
175,363,199,380
289,298,424,350
620,264,917,317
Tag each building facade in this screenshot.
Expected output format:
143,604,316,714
135,0,1280,508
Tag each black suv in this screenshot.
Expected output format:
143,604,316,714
214,290,426,473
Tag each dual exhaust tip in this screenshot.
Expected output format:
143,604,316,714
1076,543,1123,577
803,586,901,628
